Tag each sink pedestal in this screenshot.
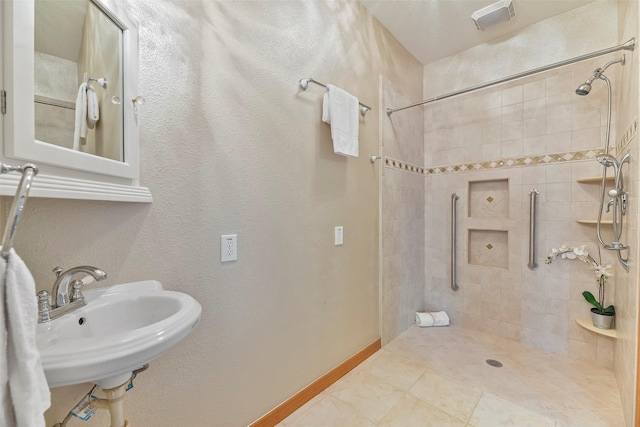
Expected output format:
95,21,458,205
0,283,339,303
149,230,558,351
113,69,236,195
92,381,129,427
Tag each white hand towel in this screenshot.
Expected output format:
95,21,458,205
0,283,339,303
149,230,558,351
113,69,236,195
322,84,359,158
2,249,50,427
72,82,88,151
415,311,450,328
0,254,15,425
86,85,99,130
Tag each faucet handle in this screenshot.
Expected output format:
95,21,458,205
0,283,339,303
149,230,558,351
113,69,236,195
52,266,63,277
69,280,84,302
37,290,52,322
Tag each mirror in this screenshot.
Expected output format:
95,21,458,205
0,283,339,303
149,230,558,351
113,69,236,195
1,0,151,202
34,0,124,161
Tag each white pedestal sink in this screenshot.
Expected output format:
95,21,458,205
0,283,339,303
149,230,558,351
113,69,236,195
36,280,201,389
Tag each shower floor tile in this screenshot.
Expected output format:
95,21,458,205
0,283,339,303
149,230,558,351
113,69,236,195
279,324,625,427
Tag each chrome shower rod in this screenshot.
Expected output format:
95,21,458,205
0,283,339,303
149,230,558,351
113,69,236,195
386,38,636,116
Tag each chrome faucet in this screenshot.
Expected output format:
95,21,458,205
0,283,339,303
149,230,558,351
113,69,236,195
37,265,107,323
51,266,107,306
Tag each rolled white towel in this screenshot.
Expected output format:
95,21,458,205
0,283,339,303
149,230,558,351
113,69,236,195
415,311,450,328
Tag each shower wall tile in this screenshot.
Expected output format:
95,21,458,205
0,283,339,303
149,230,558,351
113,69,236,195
613,3,638,423
381,77,425,345
502,86,523,106
468,229,509,269
422,52,627,369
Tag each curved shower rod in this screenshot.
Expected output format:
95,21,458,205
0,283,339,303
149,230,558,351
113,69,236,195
386,38,636,116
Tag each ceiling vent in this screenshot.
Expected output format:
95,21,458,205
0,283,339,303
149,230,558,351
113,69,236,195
471,0,516,31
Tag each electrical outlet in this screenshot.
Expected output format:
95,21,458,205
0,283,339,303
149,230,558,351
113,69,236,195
334,226,343,246
221,234,237,262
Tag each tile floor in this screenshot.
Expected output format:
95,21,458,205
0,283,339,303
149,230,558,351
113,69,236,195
279,325,626,427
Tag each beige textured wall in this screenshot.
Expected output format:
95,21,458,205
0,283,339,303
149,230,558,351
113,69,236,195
3,1,423,425
380,77,424,345
613,1,638,424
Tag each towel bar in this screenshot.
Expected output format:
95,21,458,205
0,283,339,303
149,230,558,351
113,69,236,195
1,163,38,260
298,77,372,116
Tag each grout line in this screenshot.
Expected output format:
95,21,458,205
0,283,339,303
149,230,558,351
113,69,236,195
465,390,484,425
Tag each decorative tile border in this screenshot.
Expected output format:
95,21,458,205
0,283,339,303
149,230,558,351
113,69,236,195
383,158,425,175
615,117,637,155
385,148,603,176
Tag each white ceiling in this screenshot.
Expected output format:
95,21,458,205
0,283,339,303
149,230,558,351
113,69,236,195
359,0,598,65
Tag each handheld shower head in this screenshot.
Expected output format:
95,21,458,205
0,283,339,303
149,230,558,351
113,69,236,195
596,153,618,167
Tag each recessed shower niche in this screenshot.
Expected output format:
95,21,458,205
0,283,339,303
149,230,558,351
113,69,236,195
468,179,510,269
468,229,509,269
468,179,509,218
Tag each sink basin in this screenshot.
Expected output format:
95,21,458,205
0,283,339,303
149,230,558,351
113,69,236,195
37,280,201,388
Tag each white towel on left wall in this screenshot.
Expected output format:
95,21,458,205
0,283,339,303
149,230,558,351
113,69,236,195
0,248,51,427
322,84,359,158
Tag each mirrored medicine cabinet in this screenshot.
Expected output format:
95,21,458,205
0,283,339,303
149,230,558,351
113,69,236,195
1,0,151,202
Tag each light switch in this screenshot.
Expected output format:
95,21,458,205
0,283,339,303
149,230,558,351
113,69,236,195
334,226,343,246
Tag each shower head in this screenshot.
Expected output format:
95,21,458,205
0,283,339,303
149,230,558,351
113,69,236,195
576,68,603,96
596,153,618,167
575,56,625,96
575,81,592,96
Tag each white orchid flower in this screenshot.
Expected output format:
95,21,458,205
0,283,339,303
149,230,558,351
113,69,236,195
595,264,613,277
573,245,588,257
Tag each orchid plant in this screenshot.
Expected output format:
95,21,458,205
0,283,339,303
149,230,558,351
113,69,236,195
546,244,615,316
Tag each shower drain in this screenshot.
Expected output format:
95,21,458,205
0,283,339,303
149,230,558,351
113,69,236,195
486,359,503,367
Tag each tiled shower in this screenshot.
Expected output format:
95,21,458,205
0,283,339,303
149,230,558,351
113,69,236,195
381,44,638,424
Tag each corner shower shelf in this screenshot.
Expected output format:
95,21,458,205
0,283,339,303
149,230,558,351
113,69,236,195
576,319,617,339
576,176,615,184
576,220,613,225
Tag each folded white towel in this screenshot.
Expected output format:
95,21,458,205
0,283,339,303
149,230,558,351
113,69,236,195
86,85,99,130
415,311,450,328
1,248,50,427
72,82,88,151
322,84,359,158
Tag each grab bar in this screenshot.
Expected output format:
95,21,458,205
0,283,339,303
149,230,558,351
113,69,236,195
1,163,38,260
527,189,539,270
451,193,459,291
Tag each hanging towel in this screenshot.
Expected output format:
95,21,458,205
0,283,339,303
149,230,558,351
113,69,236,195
322,84,359,158
86,85,100,130
72,82,88,151
1,248,50,427
415,311,450,328
0,254,13,425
